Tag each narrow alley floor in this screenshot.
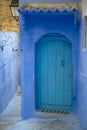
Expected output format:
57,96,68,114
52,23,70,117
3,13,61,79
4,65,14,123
0,93,21,130
0,92,82,130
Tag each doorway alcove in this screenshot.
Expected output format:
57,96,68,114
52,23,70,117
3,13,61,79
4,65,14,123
19,3,79,119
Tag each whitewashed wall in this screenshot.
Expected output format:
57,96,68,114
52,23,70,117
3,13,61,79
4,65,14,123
19,0,81,7
82,0,87,16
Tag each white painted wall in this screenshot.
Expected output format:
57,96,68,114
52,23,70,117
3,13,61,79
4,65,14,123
82,0,87,16
19,0,81,7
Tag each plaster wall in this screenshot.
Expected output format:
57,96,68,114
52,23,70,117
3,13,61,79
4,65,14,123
0,32,20,114
19,0,81,7
19,11,79,119
77,1,87,130
82,0,87,16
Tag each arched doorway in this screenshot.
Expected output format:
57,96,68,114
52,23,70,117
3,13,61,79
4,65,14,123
35,33,72,111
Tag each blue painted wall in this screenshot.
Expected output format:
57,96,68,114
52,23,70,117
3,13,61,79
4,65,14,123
19,1,87,129
19,9,79,119
77,18,87,130
0,32,20,114
19,0,81,6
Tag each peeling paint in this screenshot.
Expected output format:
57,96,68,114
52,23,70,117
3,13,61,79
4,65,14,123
0,32,20,114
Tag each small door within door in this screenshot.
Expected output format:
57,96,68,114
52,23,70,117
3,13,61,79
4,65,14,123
36,34,72,111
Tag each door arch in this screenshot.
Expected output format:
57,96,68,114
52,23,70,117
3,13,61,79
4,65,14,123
35,33,72,111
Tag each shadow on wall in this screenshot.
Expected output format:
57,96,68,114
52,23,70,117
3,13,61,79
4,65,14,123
78,19,87,130
0,32,20,114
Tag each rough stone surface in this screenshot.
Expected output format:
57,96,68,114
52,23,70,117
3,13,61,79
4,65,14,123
0,0,18,32
0,94,81,130
0,94,21,130
7,115,81,130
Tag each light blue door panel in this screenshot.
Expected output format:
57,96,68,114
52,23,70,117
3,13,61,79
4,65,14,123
64,42,72,106
36,34,72,111
47,42,56,105
37,43,48,106
56,41,64,106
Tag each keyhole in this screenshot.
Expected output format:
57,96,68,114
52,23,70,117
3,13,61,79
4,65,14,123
61,60,64,65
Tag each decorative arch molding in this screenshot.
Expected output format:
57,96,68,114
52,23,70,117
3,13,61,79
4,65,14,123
19,4,78,29
36,33,72,45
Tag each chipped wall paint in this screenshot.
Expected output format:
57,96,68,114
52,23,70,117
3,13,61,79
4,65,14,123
0,32,20,114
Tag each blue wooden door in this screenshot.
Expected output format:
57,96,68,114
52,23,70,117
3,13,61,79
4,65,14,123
36,34,72,111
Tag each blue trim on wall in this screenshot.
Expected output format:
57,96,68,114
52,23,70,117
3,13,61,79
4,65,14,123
18,7,78,30
19,8,78,14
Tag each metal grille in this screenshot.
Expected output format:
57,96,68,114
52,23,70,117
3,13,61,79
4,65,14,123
38,109,70,114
